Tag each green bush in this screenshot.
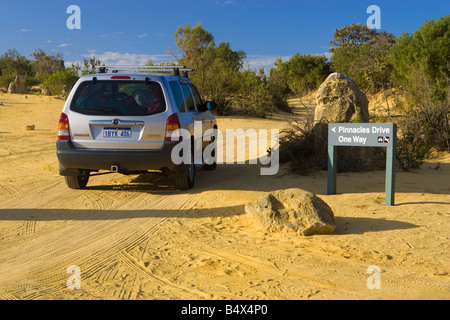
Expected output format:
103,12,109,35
396,123,430,171
0,49,33,89
267,65,292,113
390,16,450,164
395,71,449,170
390,15,450,96
41,69,79,96
0,73,16,90
271,54,330,96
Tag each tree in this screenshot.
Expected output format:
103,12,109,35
204,41,246,112
174,23,216,93
274,54,331,96
0,49,33,88
390,16,450,155
330,24,396,93
31,49,64,78
268,59,292,112
173,23,246,114
233,68,274,118
330,23,380,50
390,15,450,101
71,57,103,76
173,23,292,117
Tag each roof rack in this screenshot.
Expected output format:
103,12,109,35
95,65,193,78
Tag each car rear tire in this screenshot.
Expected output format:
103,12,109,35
65,171,90,189
174,148,195,191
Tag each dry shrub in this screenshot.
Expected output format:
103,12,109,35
396,64,450,171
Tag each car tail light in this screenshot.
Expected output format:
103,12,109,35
165,113,182,141
58,113,70,140
111,76,131,80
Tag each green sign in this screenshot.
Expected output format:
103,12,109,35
327,123,397,206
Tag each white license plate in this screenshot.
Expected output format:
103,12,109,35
103,127,132,138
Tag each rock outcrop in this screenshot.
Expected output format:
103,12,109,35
245,188,336,236
7,76,27,94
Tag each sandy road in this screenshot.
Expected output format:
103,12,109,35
0,93,449,300
0,93,288,300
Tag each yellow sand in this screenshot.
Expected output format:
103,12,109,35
0,92,448,300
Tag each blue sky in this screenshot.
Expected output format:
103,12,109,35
1,0,448,71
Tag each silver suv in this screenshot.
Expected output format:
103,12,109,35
56,66,217,190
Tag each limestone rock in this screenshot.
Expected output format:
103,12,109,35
314,73,369,124
7,76,27,94
7,82,15,94
245,188,336,236
41,86,50,96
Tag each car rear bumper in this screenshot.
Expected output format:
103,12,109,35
56,140,185,176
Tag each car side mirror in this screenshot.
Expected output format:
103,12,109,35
206,101,217,111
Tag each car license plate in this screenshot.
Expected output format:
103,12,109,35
103,127,132,138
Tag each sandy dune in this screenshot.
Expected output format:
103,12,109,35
0,92,448,300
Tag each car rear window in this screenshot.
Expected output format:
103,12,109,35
70,80,166,116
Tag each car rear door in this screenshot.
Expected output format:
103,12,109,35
189,83,215,148
67,77,168,150
177,80,211,164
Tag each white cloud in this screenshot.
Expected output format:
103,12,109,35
100,31,125,38
211,0,237,6
322,52,333,60
58,43,71,48
19,28,32,32
137,33,147,39
64,60,81,68
244,55,293,73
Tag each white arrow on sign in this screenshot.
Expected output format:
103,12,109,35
331,127,336,133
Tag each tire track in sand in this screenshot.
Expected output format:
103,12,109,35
0,189,199,299
115,251,210,299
